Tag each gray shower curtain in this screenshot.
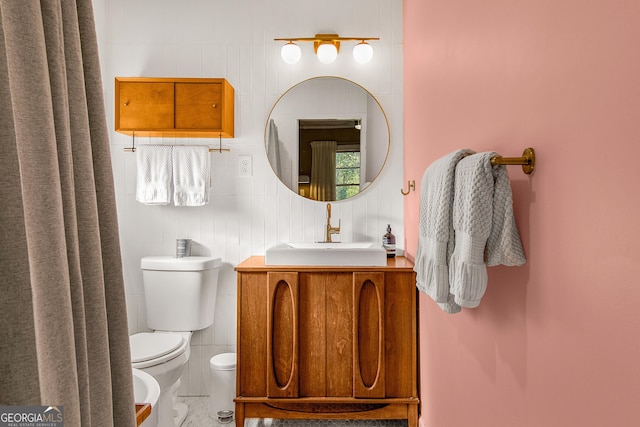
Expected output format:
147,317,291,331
0,1,135,426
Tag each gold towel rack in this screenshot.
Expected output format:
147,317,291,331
124,147,230,153
400,147,536,196
123,133,230,153
490,147,535,174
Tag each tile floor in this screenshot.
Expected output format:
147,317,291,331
178,397,408,427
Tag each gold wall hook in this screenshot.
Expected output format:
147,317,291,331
401,180,415,195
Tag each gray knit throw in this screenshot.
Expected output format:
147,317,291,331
414,149,473,314
449,152,526,308
415,150,526,313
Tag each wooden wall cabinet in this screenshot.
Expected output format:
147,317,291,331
114,77,234,138
235,257,418,427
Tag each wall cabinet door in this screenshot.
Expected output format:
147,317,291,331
116,82,174,130
175,82,223,130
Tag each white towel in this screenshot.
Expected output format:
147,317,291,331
449,152,526,308
136,145,173,205
414,149,474,314
172,145,211,207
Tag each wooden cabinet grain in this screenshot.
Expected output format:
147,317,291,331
115,77,234,137
235,257,418,427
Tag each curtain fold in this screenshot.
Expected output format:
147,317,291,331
0,1,135,426
267,118,282,178
310,140,337,201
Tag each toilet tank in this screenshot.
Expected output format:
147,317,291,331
141,256,222,331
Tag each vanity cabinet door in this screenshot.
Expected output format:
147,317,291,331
353,272,386,398
115,81,174,131
298,272,353,397
267,272,299,398
382,271,417,398
237,271,269,398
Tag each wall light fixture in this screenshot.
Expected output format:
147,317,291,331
275,34,379,64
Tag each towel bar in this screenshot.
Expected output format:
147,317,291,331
123,133,230,153
124,147,229,152
490,147,535,174
123,146,230,153
403,147,536,196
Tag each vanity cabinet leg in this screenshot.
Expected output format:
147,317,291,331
235,402,245,427
408,404,419,427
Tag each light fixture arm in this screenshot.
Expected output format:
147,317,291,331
313,34,340,54
274,35,380,44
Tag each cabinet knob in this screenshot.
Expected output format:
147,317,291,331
212,104,217,108
123,101,129,106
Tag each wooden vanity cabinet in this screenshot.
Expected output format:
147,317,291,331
235,257,418,427
114,77,234,137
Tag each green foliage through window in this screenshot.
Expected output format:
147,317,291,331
336,151,360,200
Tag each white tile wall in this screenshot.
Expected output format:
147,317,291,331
96,0,403,396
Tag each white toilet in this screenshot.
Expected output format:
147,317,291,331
130,256,221,427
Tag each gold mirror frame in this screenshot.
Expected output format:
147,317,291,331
264,76,390,201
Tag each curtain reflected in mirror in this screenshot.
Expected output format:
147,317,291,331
309,140,337,201
267,119,282,176
265,77,389,201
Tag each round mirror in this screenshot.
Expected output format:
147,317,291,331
265,77,389,201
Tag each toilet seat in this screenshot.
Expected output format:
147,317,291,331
130,332,189,369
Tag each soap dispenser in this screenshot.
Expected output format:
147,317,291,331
382,224,396,258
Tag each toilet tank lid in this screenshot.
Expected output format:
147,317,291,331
141,256,221,271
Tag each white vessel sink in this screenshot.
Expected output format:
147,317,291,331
265,242,387,266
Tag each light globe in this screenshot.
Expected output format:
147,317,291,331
353,41,373,63
281,42,301,64
316,43,338,64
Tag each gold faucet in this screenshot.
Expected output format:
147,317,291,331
325,203,341,243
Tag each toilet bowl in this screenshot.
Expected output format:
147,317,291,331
130,256,221,427
131,332,192,427
132,368,160,427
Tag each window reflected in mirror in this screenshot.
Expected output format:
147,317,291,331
336,150,361,200
298,119,362,201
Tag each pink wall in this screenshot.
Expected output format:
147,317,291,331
403,1,640,426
